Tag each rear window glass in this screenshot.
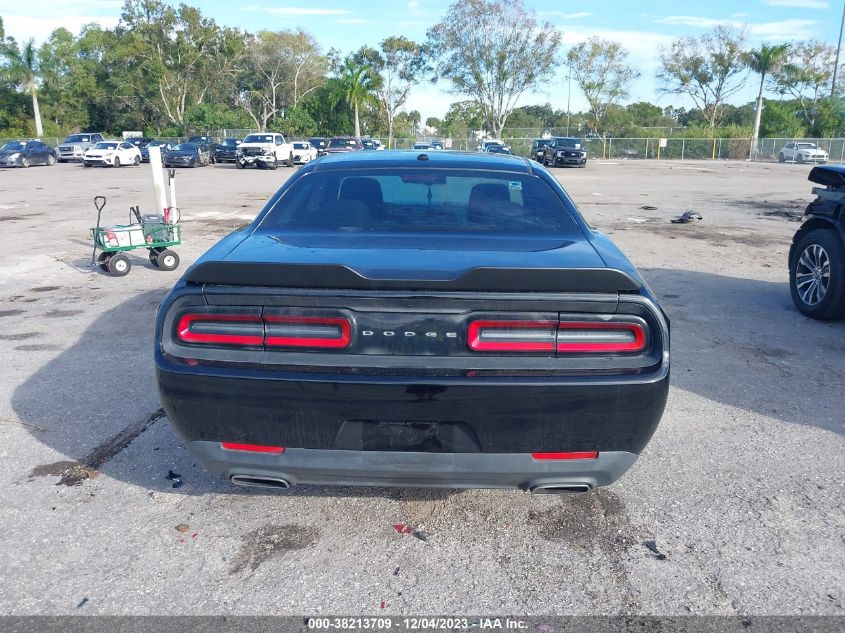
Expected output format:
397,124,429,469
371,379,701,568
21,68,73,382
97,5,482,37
244,134,275,143
329,138,357,148
260,169,580,236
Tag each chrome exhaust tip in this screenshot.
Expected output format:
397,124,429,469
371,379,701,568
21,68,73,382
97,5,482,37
529,483,591,495
230,475,291,490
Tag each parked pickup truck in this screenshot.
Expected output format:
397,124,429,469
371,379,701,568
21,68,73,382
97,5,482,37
236,133,294,169
57,133,105,162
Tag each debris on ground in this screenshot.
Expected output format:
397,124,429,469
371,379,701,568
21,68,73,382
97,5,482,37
759,209,803,222
166,469,183,489
644,539,667,560
77,597,89,608
640,205,658,211
671,210,702,224
393,566,400,576
393,523,429,541
175,524,189,533
380,600,386,609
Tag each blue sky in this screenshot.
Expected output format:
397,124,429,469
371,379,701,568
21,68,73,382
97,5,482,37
0,0,842,119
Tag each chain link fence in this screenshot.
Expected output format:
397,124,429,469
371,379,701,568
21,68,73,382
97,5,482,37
4,133,844,163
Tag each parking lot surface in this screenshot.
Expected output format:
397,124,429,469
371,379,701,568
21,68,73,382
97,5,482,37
0,159,842,615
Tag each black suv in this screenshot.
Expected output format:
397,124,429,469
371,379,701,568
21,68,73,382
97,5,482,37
214,138,241,163
542,137,587,168
531,139,551,162
789,164,845,320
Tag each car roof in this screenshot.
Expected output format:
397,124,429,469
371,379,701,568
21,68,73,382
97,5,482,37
309,150,533,173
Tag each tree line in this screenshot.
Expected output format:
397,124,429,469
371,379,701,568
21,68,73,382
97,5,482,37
1,0,843,144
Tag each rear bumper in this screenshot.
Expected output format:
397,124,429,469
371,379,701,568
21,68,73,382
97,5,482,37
186,441,639,490
157,361,668,488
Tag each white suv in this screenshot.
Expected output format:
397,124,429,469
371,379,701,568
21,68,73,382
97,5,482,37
778,142,829,164
236,133,294,169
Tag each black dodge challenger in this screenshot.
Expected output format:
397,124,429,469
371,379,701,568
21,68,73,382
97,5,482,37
155,151,669,493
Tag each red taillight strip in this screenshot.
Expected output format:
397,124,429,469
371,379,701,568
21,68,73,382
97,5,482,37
531,451,598,460
177,313,263,346
467,320,558,352
556,321,646,353
264,315,351,349
221,442,285,454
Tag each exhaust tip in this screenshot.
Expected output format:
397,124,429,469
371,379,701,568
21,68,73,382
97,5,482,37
530,483,591,495
230,475,291,490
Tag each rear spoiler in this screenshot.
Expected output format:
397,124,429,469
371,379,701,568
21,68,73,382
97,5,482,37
184,263,643,293
808,164,845,187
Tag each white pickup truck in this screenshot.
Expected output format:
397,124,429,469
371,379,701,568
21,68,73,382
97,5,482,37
236,132,295,169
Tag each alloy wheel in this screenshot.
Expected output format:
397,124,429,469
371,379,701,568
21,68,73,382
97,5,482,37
795,243,830,306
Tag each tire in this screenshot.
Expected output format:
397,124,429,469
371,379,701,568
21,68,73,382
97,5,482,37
46,155,55,166
236,160,244,169
107,253,131,276
797,155,805,164
83,162,92,168
148,247,164,267
156,249,180,271
20,157,29,168
789,228,845,320
97,251,111,272
778,153,785,163
133,155,140,166
114,156,121,168
270,157,279,170
287,153,294,167
191,158,198,168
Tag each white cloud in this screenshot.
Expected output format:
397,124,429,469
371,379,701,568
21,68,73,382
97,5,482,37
750,18,818,39
656,15,817,39
539,11,593,20
656,16,728,28
764,0,829,8
408,0,419,7
242,6,351,16
2,15,120,43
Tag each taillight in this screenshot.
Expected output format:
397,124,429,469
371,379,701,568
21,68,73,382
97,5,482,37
175,311,352,350
532,451,598,460
467,319,647,354
556,321,645,353
221,442,285,454
264,315,351,349
177,313,263,346
467,320,558,352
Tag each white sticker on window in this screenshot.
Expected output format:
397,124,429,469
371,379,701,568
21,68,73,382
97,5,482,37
509,181,522,191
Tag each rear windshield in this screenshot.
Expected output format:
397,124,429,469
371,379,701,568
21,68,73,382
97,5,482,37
65,135,91,143
328,138,357,148
171,143,197,151
244,134,275,143
260,169,580,236
93,142,118,149
797,143,818,149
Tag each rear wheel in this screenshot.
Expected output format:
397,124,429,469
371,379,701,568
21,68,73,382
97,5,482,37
156,249,180,271
287,153,294,167
133,155,140,166
790,228,845,320
107,253,131,276
148,247,165,267
236,160,244,169
778,153,785,163
20,157,29,168
97,251,111,272
46,155,55,166
114,156,121,168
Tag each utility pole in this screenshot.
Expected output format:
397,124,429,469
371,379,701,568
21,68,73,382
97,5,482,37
566,59,572,136
833,1,845,96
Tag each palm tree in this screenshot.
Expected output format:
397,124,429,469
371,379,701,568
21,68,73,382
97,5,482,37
339,57,377,138
746,43,789,160
5,39,44,137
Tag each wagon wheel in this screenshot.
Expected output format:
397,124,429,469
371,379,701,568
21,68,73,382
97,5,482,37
148,247,165,267
156,249,180,271
97,251,111,273
107,253,131,276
